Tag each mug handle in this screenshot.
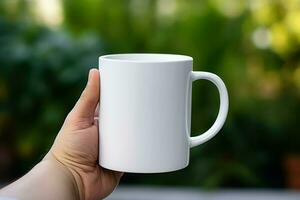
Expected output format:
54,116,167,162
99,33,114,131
189,71,229,148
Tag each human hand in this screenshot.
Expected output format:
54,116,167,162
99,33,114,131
44,69,123,200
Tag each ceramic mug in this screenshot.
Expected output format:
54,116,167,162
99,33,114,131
98,54,228,173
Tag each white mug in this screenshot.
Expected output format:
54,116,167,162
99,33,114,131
98,54,228,173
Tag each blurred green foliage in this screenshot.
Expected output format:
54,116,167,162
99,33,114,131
0,0,300,188
0,17,103,179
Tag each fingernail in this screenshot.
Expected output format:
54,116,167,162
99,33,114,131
88,69,93,84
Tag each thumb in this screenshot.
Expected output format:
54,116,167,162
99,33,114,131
68,69,100,123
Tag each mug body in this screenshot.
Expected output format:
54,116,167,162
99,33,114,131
99,54,193,173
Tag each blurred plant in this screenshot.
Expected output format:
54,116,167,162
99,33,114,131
61,0,299,188
0,0,300,189
0,18,104,180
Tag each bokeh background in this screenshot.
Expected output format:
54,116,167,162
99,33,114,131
0,0,300,192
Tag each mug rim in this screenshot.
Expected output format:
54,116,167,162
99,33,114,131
99,53,193,63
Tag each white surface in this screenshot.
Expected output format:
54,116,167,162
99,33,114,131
106,187,300,200
98,54,228,173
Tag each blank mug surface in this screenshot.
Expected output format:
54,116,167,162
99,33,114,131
98,54,228,173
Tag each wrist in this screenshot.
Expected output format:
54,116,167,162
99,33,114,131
43,153,83,200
